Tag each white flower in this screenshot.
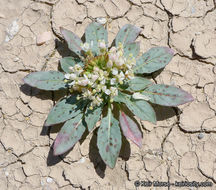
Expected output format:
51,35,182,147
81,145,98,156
64,73,71,79
126,64,132,69
110,78,116,85
132,92,150,101
69,66,74,71
105,89,111,95
83,74,88,80
116,50,123,58
112,67,118,75
107,60,113,68
102,85,107,92
96,17,107,25
110,87,118,96
119,71,125,79
91,74,99,82
70,73,77,80
93,66,100,72
96,84,103,92
100,79,106,85
78,78,89,86
64,73,77,80
103,71,108,76
109,53,117,62
83,90,90,98
98,40,106,49
116,58,124,67
81,42,90,51
74,64,83,75
109,47,117,53
74,64,82,70
68,81,75,86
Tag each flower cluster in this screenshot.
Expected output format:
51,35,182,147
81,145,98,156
64,40,136,109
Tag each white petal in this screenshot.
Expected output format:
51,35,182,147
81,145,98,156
105,89,111,95
110,78,116,85
92,74,99,82
112,68,118,75
68,81,75,86
96,17,107,25
132,93,150,101
100,79,106,85
107,60,113,68
64,73,70,79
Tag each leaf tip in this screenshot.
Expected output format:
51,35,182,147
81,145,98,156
185,93,194,103
53,135,65,156
164,47,174,56
23,75,28,84
60,27,65,34
137,141,142,148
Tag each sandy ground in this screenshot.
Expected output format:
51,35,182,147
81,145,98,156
0,0,216,189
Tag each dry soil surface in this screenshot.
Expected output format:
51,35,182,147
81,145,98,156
0,0,216,189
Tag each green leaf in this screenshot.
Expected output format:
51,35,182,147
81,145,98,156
60,27,83,56
124,42,140,58
85,22,108,55
60,57,84,73
114,92,156,124
84,105,103,132
23,71,66,91
45,95,86,126
53,113,86,155
115,24,141,47
126,76,153,91
113,90,127,103
97,107,122,168
141,84,194,106
119,110,142,148
134,47,174,74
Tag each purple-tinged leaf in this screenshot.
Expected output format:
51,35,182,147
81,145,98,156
97,107,122,168
53,114,86,155
60,27,83,56
85,22,108,55
142,84,194,106
23,71,66,91
114,91,156,124
45,95,86,126
134,47,174,74
115,24,141,46
119,111,142,148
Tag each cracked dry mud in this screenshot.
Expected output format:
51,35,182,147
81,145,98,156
0,0,216,189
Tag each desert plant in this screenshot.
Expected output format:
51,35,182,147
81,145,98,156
23,22,193,168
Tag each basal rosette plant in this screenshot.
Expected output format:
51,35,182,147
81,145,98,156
23,22,194,168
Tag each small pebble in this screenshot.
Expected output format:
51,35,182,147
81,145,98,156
13,57,19,62
5,20,19,42
36,31,52,45
46,177,53,183
79,157,86,163
5,171,9,176
0,13,5,18
96,17,107,25
167,157,172,161
198,133,204,139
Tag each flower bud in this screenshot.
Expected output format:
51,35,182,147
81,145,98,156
112,68,118,75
